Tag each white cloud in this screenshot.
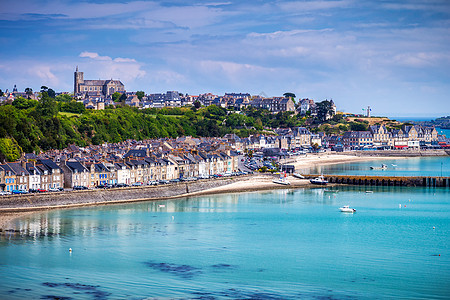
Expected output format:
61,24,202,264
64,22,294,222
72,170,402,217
79,52,111,61
79,52,146,84
278,0,353,12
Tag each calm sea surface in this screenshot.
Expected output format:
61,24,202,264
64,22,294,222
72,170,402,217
301,156,450,177
1,161,450,299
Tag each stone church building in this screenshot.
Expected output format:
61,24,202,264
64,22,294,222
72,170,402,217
74,67,125,97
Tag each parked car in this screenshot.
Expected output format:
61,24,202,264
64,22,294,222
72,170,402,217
12,189,28,194
148,181,158,186
170,178,181,183
158,180,169,184
132,182,143,186
114,183,129,188
48,187,60,192
0,191,12,196
28,189,38,193
73,185,88,190
97,184,112,189
37,189,48,193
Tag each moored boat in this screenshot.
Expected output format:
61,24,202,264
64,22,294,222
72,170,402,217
310,175,328,185
370,164,387,170
339,205,356,213
293,173,305,179
272,178,291,185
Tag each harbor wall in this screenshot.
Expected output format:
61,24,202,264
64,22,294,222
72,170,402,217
0,178,237,211
304,174,450,187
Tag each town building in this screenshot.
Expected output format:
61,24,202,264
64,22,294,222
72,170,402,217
74,66,125,98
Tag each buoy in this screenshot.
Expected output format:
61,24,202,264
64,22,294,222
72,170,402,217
433,227,435,229
69,248,72,253
399,204,401,208
404,205,406,207
172,216,174,220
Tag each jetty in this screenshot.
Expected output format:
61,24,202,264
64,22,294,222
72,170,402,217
303,174,450,188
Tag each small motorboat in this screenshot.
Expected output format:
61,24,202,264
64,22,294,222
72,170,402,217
370,164,387,170
339,205,356,213
293,173,305,179
273,178,291,185
310,175,328,185
324,189,339,193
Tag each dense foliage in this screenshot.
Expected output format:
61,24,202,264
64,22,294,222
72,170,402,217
0,92,403,161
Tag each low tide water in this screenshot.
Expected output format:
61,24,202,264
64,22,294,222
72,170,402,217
1,185,449,299
302,156,450,178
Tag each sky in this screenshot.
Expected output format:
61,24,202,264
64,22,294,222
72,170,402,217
0,0,449,117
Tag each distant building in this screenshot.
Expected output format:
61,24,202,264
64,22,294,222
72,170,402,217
74,66,125,97
250,97,295,113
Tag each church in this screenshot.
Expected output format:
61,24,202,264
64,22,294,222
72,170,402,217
74,67,125,97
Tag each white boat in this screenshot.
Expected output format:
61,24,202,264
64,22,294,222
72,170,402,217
273,178,291,185
370,164,387,170
339,205,356,213
293,173,305,179
324,189,339,193
310,175,328,185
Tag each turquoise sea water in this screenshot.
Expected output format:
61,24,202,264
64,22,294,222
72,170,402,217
301,156,450,177
1,184,449,299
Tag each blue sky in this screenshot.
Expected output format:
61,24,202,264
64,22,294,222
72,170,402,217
0,0,449,117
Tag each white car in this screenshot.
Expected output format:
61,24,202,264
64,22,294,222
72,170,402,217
48,187,60,192
0,191,12,195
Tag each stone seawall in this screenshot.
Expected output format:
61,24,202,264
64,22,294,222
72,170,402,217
0,178,237,211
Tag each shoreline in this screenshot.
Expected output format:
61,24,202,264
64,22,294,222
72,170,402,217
0,154,410,231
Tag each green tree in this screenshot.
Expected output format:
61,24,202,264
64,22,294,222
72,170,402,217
283,92,295,98
25,87,33,98
350,122,368,131
316,100,335,122
12,97,38,109
0,138,22,162
136,91,145,100
55,94,72,102
112,92,122,102
47,88,56,98
36,92,57,118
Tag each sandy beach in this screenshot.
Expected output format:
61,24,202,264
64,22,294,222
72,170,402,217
0,153,404,231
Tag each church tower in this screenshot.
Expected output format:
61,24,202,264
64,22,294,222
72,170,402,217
74,66,84,95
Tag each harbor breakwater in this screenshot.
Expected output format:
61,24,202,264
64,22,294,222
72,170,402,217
304,174,450,187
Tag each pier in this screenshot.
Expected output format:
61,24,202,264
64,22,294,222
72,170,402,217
303,174,450,187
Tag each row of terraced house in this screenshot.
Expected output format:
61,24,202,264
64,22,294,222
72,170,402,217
0,150,239,191
329,125,440,149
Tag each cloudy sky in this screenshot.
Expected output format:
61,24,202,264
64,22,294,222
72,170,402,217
0,0,449,117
